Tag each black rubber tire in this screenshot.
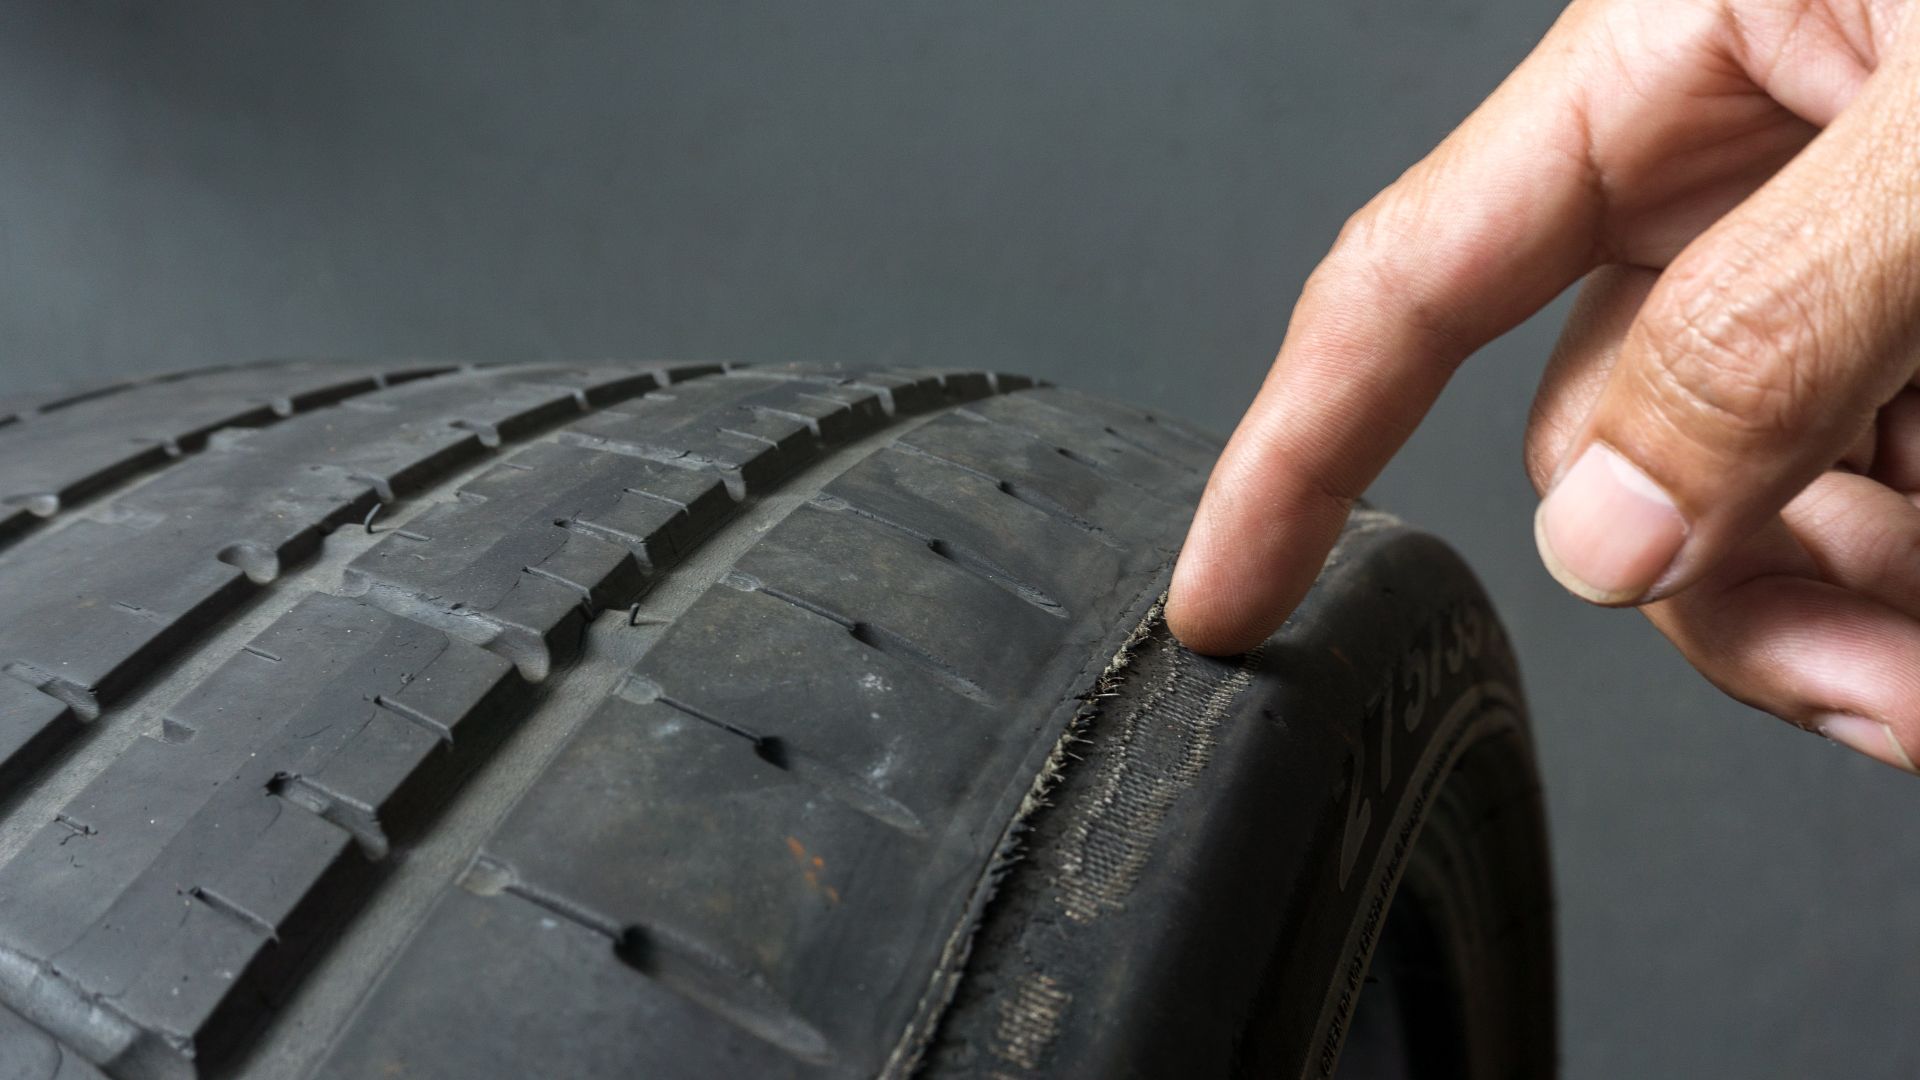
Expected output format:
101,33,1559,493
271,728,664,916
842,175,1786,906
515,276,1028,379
0,360,1552,1080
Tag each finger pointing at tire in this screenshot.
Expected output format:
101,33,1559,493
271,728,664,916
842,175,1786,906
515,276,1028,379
1172,0,1913,660
1167,6,1624,655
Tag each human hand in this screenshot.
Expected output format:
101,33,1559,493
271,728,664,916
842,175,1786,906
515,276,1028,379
1168,0,1920,772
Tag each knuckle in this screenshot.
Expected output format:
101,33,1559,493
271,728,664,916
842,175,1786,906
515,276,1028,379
1313,195,1475,363
1634,269,1823,442
1318,203,1410,295
1330,198,1406,262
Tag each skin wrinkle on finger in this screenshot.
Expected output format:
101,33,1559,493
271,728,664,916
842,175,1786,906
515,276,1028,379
1626,230,1835,461
1723,0,1908,119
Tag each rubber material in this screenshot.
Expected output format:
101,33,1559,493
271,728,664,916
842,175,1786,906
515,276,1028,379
921,512,1553,1080
0,360,1551,1079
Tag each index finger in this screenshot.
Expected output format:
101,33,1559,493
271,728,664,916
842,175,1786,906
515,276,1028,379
1167,21,1609,654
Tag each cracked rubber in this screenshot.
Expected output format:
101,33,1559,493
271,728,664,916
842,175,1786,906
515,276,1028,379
0,360,1552,1079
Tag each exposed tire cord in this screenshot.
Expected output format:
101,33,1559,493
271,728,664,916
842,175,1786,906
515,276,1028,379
0,363,1214,1079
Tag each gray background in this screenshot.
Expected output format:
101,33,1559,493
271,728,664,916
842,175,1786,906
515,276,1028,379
1,3,1913,1077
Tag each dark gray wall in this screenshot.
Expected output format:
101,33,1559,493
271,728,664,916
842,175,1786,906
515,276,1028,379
2,4,1913,1076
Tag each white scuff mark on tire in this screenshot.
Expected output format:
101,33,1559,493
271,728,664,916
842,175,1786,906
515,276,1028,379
1055,643,1258,923
991,972,1072,1071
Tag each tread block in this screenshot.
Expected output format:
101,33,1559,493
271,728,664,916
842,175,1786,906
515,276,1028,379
819,444,1144,616
963,392,1212,493
895,411,1185,541
197,801,358,932
575,479,736,563
755,367,953,416
0,362,451,546
1017,385,1219,471
0,593,519,1071
637,585,1002,820
0,531,263,706
344,443,663,631
290,635,521,854
284,710,444,854
238,365,601,498
568,391,823,488
313,888,808,1080
567,370,979,490
0,365,712,802
728,506,1070,702
342,441,739,678
0,481,359,699
0,595,431,958
110,898,271,1044
471,442,733,560
735,386,887,445
476,701,969,1069
110,807,360,1050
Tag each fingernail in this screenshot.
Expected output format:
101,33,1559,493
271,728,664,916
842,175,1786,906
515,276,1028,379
1816,714,1918,775
1534,442,1687,604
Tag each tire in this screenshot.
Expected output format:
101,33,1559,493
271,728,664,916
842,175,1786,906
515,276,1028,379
0,360,1552,1080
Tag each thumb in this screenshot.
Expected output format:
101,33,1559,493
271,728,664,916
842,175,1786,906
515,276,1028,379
1535,68,1920,606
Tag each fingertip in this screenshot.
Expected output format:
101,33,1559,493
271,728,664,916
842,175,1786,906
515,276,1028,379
1165,605,1274,657
1166,553,1279,657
